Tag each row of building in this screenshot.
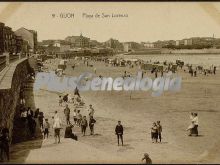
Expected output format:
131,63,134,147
120,37,220,52
37,33,220,55
151,37,220,49
38,34,123,55
0,22,38,56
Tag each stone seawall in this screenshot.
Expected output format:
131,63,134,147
0,58,33,142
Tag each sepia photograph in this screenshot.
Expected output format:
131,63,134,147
0,2,220,164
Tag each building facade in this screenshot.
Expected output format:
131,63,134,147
65,34,90,48
0,22,27,55
15,27,38,53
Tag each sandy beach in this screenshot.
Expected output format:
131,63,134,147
10,55,220,164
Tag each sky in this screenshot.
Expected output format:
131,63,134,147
1,2,220,43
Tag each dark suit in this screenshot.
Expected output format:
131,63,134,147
115,125,123,145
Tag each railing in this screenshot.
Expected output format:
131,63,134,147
0,53,27,73
0,55,6,72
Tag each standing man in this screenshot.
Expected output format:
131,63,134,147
156,121,162,143
89,116,96,135
64,104,70,125
115,121,124,146
88,104,95,118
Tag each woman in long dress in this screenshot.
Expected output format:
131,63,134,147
186,113,195,132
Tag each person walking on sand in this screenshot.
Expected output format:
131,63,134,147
89,116,96,135
52,111,62,144
64,104,70,125
141,153,152,164
115,121,124,146
81,116,88,136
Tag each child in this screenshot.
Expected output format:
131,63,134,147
43,119,50,139
59,96,63,106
